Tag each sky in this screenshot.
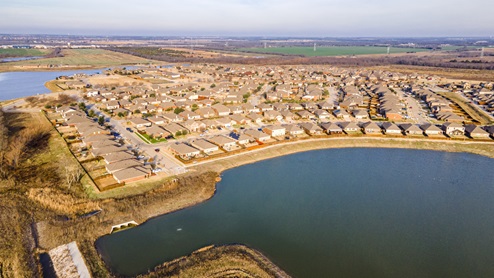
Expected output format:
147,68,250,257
1,0,493,37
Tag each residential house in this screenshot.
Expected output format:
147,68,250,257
179,110,201,120
246,112,264,124
338,121,360,134
280,110,297,122
103,151,135,164
212,104,231,117
208,135,237,150
215,117,234,128
400,123,423,136
299,122,323,135
464,124,490,139
283,124,305,136
91,145,125,157
333,109,350,120
163,123,189,137
144,125,172,138
263,110,283,122
162,113,184,123
147,116,166,125
181,120,206,133
229,114,250,125
442,122,465,136
105,159,142,174
195,107,217,118
361,121,382,134
169,143,200,159
263,125,286,137
257,103,274,112
190,139,219,154
381,122,402,135
105,100,120,111
229,132,253,145
244,129,271,142
113,166,151,184
297,110,315,120
420,123,444,137
242,103,259,113
129,118,152,129
314,109,331,120
352,109,369,120
320,122,343,134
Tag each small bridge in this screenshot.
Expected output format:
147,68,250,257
110,221,139,234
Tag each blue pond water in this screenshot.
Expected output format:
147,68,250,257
96,148,494,278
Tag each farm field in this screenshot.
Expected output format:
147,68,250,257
238,46,430,57
0,49,155,72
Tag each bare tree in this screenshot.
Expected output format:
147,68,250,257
60,156,84,188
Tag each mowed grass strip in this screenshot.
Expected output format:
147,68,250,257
239,46,430,57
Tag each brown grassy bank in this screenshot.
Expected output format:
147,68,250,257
36,172,218,277
139,245,290,278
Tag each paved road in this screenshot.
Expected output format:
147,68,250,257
87,104,186,176
327,87,338,107
401,90,431,124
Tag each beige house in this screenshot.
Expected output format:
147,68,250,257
208,135,237,150
263,125,286,137
245,129,271,142
442,122,465,136
169,143,201,158
190,139,219,154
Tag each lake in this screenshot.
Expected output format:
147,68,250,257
96,148,494,277
0,69,103,101
1,56,44,62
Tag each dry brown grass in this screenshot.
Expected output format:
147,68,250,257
435,91,494,124
27,188,99,217
140,245,290,278
372,64,494,81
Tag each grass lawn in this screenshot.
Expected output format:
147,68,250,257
136,131,167,144
0,48,50,57
238,46,430,57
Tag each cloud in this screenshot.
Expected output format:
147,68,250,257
0,0,492,36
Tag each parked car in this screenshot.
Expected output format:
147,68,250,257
155,148,160,152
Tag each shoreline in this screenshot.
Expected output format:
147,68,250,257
190,136,494,174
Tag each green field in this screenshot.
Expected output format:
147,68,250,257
238,46,430,57
0,48,50,57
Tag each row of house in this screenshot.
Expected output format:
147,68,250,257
58,106,152,184
168,120,494,160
